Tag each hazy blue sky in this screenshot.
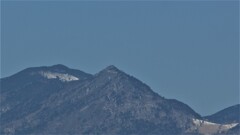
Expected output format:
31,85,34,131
1,1,239,115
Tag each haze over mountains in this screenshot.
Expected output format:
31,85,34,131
0,64,239,135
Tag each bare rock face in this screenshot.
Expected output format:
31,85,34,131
0,64,236,135
226,124,240,135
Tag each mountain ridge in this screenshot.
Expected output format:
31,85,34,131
0,64,238,135
204,104,240,124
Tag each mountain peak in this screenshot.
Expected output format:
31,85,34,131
50,64,69,70
98,65,124,75
4,64,93,83
105,65,119,71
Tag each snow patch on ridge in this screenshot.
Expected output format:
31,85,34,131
39,71,79,82
192,118,238,135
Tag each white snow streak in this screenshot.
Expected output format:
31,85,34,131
193,119,238,129
192,118,238,135
39,71,79,82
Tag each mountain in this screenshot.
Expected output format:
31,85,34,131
203,104,240,135
0,64,238,135
0,64,93,134
204,104,240,124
